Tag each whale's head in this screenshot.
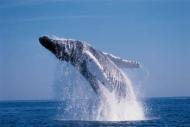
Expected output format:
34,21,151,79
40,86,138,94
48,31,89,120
39,36,83,61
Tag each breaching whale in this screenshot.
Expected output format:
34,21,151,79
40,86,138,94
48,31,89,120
39,36,140,98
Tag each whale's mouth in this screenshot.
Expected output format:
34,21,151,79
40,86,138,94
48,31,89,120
39,36,56,54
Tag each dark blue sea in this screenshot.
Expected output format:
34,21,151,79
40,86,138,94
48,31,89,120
0,97,190,127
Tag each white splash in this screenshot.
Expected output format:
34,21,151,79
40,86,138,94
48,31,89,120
54,61,145,121
96,74,145,121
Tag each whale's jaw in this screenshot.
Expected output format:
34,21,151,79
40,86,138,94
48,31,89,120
40,36,84,63
39,36,73,61
39,36,57,55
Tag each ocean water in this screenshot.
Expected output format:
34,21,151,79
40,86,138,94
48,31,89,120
0,97,190,127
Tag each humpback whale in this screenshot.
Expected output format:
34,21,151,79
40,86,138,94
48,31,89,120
39,36,140,98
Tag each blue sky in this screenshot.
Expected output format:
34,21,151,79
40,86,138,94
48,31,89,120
0,0,190,100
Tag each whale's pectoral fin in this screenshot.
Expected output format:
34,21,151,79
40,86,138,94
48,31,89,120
104,53,141,68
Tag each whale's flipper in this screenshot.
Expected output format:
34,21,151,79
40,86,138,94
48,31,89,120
103,53,141,68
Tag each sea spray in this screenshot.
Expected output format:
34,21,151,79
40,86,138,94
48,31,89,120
96,73,145,121
54,61,145,121
54,62,98,120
